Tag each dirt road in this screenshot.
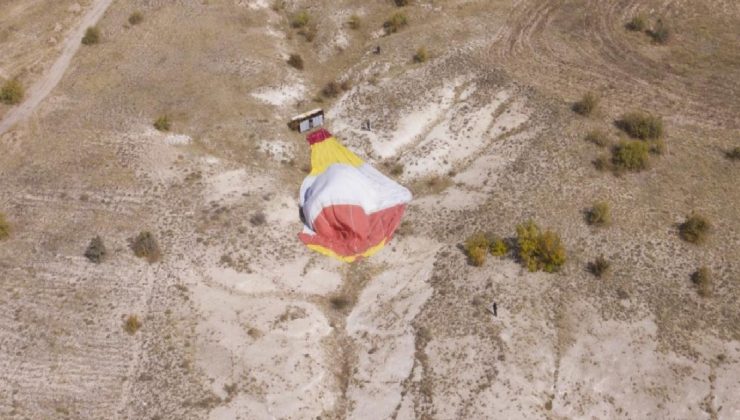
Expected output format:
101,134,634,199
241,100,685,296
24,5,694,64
0,0,115,136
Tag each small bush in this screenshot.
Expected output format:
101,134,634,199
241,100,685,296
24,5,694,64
250,211,266,226
572,92,599,116
0,79,24,105
291,11,310,28
626,15,647,32
585,130,610,147
348,15,361,30
648,138,665,155
394,0,410,6
586,201,611,226
649,19,670,44
679,213,711,244
464,233,489,266
593,155,611,171
287,53,304,70
82,26,100,45
587,255,610,277
390,162,404,176
691,266,712,297
617,111,663,140
154,115,170,131
725,147,740,161
128,11,143,25
413,47,428,63
489,236,508,257
124,315,142,335
322,81,340,98
131,231,161,263
0,212,10,240
516,221,566,273
84,236,107,263
612,140,649,172
383,13,408,34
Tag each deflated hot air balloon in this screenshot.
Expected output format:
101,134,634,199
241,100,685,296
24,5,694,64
298,129,412,262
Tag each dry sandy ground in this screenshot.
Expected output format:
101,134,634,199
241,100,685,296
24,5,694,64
1,1,739,419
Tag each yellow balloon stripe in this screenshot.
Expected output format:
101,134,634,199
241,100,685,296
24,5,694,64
306,239,387,263
310,137,365,176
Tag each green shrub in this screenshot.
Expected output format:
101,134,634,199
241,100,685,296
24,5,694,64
726,147,740,161
515,221,566,273
464,233,489,266
383,12,408,34
572,91,599,116
691,266,712,297
626,14,647,31
291,11,310,28
287,53,304,70
154,115,170,131
586,201,611,226
82,26,100,45
489,236,508,257
413,47,428,63
612,140,649,171
348,15,361,30
131,231,161,263
124,315,142,335
649,19,670,44
585,130,609,147
0,212,10,240
679,213,710,244
0,79,24,105
128,11,143,25
587,255,610,277
617,111,663,140
84,236,107,263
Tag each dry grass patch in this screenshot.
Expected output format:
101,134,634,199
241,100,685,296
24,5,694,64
348,15,361,30
587,255,610,278
0,212,10,240
0,79,24,105
130,231,161,263
516,221,566,273
128,11,143,25
413,47,428,63
384,12,408,34
586,201,611,226
648,19,671,44
572,91,599,116
725,147,740,161
124,315,142,335
154,115,170,131
585,130,610,147
679,213,711,244
290,11,310,28
626,14,647,32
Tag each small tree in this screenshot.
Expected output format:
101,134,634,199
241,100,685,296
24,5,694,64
82,26,100,45
516,221,566,273
128,11,144,25
0,212,10,240
154,115,170,131
679,213,711,244
572,92,599,116
0,79,24,105
586,201,611,226
131,231,161,263
691,266,712,297
287,53,304,70
84,236,107,263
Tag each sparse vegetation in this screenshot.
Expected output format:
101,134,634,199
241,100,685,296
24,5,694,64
250,211,266,226
587,255,610,278
679,213,711,244
585,130,610,147
390,162,404,176
626,14,647,32
322,81,340,98
348,15,361,30
287,53,304,70
0,212,10,240
84,236,107,263
394,0,410,6
297,24,317,42
413,47,428,63
383,12,408,34
593,155,611,172
725,147,740,161
572,91,599,116
81,26,100,45
612,140,649,172
329,295,351,311
128,11,143,25
1,79,24,105
489,236,508,257
586,201,611,226
130,231,161,263
617,111,663,140
515,221,566,273
153,115,170,131
691,266,712,297
124,315,142,335
464,233,489,266
648,19,670,44
291,11,310,28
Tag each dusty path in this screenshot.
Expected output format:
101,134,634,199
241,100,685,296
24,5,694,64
0,0,115,136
